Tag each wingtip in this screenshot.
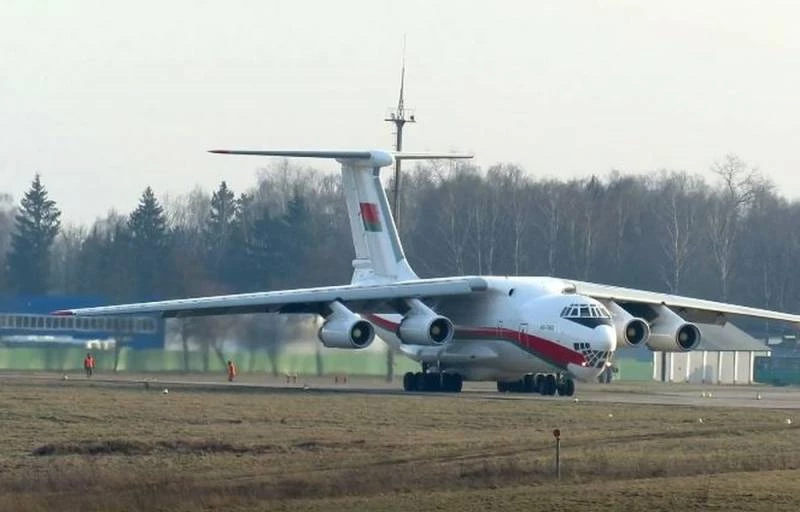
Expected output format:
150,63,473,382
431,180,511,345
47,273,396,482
51,310,74,316
208,149,229,154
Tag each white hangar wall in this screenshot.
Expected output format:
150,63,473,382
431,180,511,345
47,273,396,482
652,350,770,384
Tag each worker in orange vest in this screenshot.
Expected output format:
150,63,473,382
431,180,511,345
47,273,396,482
83,352,95,378
227,360,237,382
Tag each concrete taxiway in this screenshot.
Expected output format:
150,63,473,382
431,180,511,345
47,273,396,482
1,371,798,409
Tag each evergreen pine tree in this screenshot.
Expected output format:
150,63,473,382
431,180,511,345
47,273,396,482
128,187,168,298
281,187,312,285
6,174,61,294
205,181,238,273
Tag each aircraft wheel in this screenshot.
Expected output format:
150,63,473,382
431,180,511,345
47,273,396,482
414,372,426,391
545,374,557,396
403,372,416,392
423,372,441,392
563,378,575,397
523,374,536,393
453,373,463,393
442,373,458,392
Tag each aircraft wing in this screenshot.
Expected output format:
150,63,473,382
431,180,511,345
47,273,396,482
52,277,489,318
570,280,800,324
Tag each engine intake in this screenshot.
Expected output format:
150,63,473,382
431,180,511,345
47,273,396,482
317,301,375,349
603,301,650,348
398,299,454,346
646,305,701,352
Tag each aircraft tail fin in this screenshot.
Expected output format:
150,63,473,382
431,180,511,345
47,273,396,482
210,149,472,284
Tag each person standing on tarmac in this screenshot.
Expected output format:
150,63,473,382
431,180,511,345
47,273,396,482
83,352,96,378
227,360,237,382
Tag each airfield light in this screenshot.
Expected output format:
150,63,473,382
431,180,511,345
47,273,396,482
552,429,561,480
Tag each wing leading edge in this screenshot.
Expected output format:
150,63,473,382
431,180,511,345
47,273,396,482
571,280,800,324
53,277,488,318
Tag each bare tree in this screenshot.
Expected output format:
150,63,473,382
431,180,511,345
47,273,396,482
532,180,564,276
432,163,481,275
0,193,14,288
234,313,287,376
50,224,87,294
655,171,707,293
707,154,764,300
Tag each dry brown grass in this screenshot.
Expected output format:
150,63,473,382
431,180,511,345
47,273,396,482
0,375,798,511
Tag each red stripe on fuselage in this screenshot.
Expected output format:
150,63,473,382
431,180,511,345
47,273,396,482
366,313,396,332
459,326,585,368
364,314,585,369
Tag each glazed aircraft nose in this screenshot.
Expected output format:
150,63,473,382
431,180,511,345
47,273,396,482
594,324,617,353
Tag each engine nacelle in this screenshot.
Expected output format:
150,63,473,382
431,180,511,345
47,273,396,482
646,305,701,352
397,299,454,346
317,301,375,349
603,300,650,348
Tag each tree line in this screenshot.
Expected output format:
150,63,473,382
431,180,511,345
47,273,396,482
2,154,798,346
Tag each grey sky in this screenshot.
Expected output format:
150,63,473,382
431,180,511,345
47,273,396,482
2,0,799,225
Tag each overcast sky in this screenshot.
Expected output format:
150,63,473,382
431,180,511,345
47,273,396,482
2,0,799,225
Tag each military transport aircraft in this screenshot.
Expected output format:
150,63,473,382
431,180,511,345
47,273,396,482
54,149,800,396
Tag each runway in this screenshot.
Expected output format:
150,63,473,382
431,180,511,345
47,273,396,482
1,371,799,409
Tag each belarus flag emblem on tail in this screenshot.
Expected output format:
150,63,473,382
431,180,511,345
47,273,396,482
360,202,382,232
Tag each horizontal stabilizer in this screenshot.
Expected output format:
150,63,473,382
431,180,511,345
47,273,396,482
209,149,473,168
393,151,473,160
209,149,374,159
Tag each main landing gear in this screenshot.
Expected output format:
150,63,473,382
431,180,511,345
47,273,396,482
497,373,575,397
403,371,463,393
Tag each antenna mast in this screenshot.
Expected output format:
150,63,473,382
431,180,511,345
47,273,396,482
384,38,415,227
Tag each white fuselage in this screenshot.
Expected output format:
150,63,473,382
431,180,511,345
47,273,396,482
368,276,617,382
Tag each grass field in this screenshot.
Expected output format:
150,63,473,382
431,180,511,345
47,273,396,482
1,375,799,511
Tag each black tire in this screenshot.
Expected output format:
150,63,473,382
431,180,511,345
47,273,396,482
442,373,460,392
451,373,463,393
441,373,451,392
423,372,441,392
523,374,535,393
545,374,557,396
414,372,426,391
403,372,416,392
564,379,575,397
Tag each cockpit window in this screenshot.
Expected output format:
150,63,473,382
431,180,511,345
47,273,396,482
561,303,612,319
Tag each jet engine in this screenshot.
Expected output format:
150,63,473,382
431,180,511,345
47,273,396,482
603,301,650,348
398,299,454,346
646,305,701,352
317,301,375,349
